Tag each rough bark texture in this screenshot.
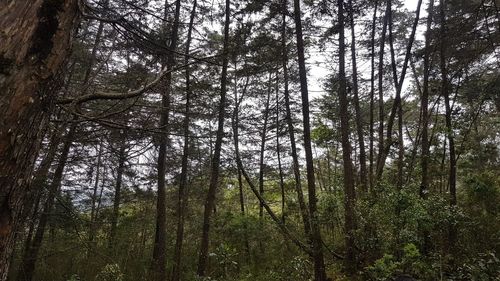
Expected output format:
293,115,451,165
292,0,327,279
0,1,78,279
197,0,230,276
16,123,76,281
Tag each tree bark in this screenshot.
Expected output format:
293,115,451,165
89,139,103,244
17,122,77,281
369,0,379,191
348,0,368,193
276,76,286,223
376,0,423,183
232,69,251,259
196,0,230,276
420,0,435,198
282,0,311,239
108,134,126,249
292,0,327,279
258,74,272,219
439,0,457,252
171,1,197,280
0,1,78,278
152,1,182,280
338,0,357,273
375,0,390,186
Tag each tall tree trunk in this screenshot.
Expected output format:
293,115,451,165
17,122,77,281
108,136,126,249
152,1,182,280
420,0,435,198
232,66,251,259
369,1,379,191
16,124,64,281
171,1,197,280
376,0,389,184
197,0,230,276
282,0,311,239
258,74,272,219
233,70,251,259
89,139,103,244
439,0,457,252
0,2,78,278
376,0,423,182
338,0,357,273
292,0,327,279
276,78,286,223
348,0,368,193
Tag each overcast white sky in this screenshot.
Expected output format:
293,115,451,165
308,0,424,99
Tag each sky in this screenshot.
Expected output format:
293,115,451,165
308,0,425,99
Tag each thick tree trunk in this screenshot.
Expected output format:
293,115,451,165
16,125,64,281
196,0,230,276
282,0,311,239
292,0,327,279
338,0,357,273
171,1,197,280
17,122,77,281
0,1,78,278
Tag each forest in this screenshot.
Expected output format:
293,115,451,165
0,0,499,280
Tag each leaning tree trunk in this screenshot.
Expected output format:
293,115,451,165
0,1,78,279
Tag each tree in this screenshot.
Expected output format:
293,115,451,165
0,1,78,279
292,0,327,279
197,0,231,276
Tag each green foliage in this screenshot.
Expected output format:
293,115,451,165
451,252,500,280
364,243,429,280
95,264,124,281
66,274,81,281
